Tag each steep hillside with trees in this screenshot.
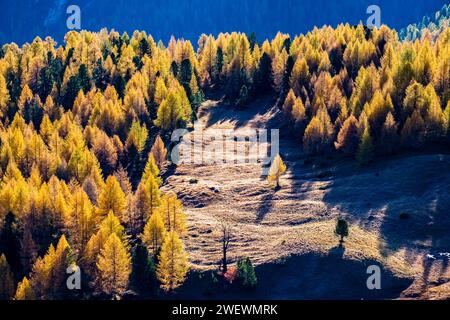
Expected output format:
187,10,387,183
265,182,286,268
0,22,448,299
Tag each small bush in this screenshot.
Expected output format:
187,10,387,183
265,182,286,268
189,178,198,184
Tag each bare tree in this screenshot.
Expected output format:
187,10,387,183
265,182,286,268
219,222,232,274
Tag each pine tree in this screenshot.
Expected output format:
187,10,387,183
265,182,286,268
356,126,374,165
254,52,273,93
97,233,131,298
15,277,35,300
142,211,166,255
237,257,257,287
130,243,156,294
267,154,286,188
156,231,189,292
0,254,15,300
335,218,349,244
97,175,128,223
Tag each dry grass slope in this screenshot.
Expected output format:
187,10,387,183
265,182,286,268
163,97,450,299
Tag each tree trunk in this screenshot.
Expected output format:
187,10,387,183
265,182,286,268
222,244,227,274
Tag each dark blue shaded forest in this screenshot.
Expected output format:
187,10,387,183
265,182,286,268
0,0,447,45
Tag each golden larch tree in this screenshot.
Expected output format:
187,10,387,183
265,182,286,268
142,210,166,255
150,135,168,170
141,153,161,185
157,192,187,235
156,231,189,292
15,277,35,300
97,233,131,297
267,154,286,188
97,175,128,223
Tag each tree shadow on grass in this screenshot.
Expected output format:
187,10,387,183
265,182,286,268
321,154,450,294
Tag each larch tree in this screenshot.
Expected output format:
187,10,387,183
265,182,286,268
142,210,166,255
335,115,359,156
141,153,161,185
290,57,310,96
272,49,288,92
84,211,127,278
154,77,168,106
68,187,96,253
15,277,35,300
303,106,334,154
30,235,73,300
157,192,187,235
97,175,128,223
356,126,374,165
379,112,400,155
150,135,168,170
125,121,148,155
267,154,286,188
134,173,161,232
97,233,132,298
282,89,296,116
200,35,218,85
156,231,189,292
0,74,10,118
291,96,306,124
155,90,189,130
401,110,426,149
0,254,15,300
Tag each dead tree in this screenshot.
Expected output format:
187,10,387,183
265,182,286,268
220,222,232,274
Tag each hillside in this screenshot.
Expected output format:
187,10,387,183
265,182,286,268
0,20,449,300
0,0,446,44
163,96,450,299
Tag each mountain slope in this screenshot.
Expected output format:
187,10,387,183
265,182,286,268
163,96,450,299
0,0,446,45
